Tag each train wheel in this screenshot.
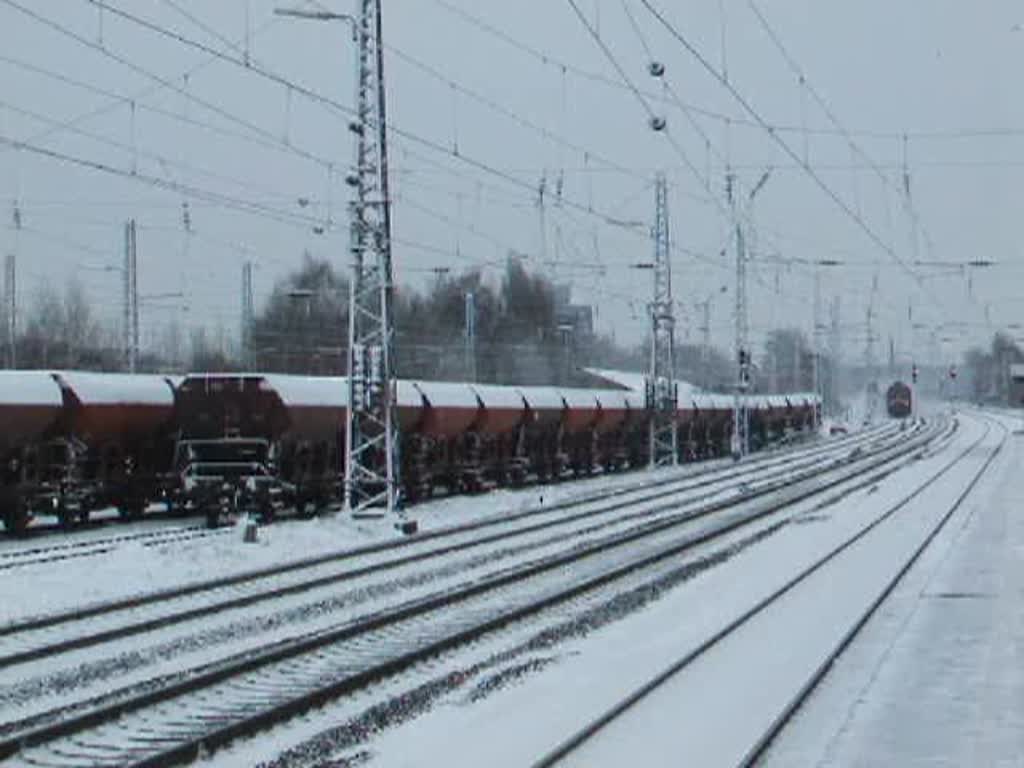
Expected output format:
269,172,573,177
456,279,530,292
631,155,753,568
205,503,222,529
56,503,74,530
260,503,276,525
2,498,29,535
119,503,143,521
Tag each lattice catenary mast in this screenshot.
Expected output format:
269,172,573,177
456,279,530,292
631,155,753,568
4,252,14,369
344,0,399,516
241,261,254,370
728,172,750,457
646,172,678,467
123,219,138,374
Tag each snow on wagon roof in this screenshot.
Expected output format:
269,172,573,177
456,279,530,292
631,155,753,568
471,384,526,409
559,388,603,408
516,386,566,411
56,372,174,406
0,371,64,406
263,374,347,408
595,389,631,409
411,380,480,408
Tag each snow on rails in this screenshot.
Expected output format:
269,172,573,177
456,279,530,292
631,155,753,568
0,371,820,534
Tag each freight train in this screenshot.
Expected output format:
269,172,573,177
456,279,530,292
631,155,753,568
0,371,820,533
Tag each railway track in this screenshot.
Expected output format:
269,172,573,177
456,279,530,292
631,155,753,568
0,422,903,670
532,413,1005,768
0,426,884,574
0,524,231,572
0,419,946,767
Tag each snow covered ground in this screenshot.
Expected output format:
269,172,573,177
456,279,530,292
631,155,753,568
338,416,986,768
3,414,970,768
0,436,843,624
169,415,970,767
763,407,1024,767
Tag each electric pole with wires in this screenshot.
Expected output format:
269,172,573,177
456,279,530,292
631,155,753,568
241,261,255,370
4,252,14,369
343,0,400,518
123,219,138,374
646,172,678,467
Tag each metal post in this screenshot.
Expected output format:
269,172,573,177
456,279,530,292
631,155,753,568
700,299,711,391
830,295,842,416
647,172,678,467
728,172,749,458
865,302,876,422
811,269,821,429
464,291,476,382
241,261,254,370
123,219,139,374
4,252,14,368
344,0,400,517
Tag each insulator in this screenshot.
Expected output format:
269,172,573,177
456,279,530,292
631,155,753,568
348,121,365,136
345,174,360,187
368,345,384,384
352,344,366,380
649,61,666,77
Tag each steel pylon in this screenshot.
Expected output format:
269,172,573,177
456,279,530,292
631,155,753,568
344,0,399,516
646,173,678,467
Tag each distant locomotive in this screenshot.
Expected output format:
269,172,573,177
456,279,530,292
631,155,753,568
886,381,913,419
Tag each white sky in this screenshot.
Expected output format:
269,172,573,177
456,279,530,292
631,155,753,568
1,0,1023,367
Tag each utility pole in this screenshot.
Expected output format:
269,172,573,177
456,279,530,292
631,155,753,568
830,295,842,416
536,175,548,273
344,0,400,516
729,172,750,458
811,269,822,428
123,219,139,374
7,201,20,369
4,252,14,369
464,291,476,382
647,172,678,467
698,298,711,391
241,261,255,370
864,302,876,422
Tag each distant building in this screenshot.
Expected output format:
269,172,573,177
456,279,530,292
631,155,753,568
1010,364,1024,406
554,283,594,339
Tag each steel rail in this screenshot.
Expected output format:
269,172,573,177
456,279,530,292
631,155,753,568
0,424,894,642
532,415,1000,768
0,425,910,670
738,412,1008,767
0,421,942,765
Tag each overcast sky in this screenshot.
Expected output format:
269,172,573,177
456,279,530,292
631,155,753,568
1,0,1022,368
